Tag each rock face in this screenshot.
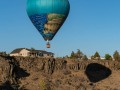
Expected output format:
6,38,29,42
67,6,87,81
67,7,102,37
0,55,120,90
0,56,17,89
14,57,119,74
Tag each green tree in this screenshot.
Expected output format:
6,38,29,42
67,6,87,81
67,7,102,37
31,47,35,51
81,55,88,60
65,55,69,58
113,50,120,61
91,55,94,60
0,52,7,56
70,51,76,59
94,51,100,58
93,51,100,60
105,54,112,60
76,49,83,59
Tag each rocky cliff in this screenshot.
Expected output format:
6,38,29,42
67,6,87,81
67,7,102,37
0,55,120,90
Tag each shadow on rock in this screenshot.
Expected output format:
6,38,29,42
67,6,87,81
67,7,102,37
0,81,19,90
14,66,30,79
85,63,112,83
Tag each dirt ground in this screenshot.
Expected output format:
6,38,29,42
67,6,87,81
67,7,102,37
19,70,120,90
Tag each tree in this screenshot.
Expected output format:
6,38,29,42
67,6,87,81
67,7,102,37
113,50,120,61
76,49,83,59
105,54,112,60
70,49,84,59
93,51,100,60
64,55,69,59
94,51,100,58
31,47,35,51
70,51,76,59
91,55,94,60
0,52,7,56
81,55,88,60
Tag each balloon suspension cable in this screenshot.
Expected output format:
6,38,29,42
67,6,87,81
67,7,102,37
46,40,50,48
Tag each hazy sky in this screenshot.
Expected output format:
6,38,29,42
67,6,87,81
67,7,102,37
0,0,120,57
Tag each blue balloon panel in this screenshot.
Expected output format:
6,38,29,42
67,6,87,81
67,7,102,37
29,14,66,40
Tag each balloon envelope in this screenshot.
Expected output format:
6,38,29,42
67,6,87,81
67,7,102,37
27,0,70,41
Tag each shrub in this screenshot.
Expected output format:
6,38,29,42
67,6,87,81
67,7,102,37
105,54,112,60
113,50,120,61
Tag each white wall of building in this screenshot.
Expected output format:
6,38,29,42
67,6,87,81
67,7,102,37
19,49,30,57
10,53,19,56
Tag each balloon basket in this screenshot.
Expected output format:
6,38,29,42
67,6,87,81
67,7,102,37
46,42,50,48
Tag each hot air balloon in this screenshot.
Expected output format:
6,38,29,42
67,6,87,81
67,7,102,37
27,0,70,48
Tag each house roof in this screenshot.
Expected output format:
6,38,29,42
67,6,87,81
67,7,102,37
10,48,30,54
30,50,54,54
30,50,46,53
10,48,54,55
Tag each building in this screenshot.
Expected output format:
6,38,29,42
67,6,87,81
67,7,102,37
10,48,54,57
10,48,30,57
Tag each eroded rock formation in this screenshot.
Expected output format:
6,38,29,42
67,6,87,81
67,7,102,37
0,55,120,90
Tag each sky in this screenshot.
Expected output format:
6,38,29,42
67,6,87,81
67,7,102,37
0,0,120,57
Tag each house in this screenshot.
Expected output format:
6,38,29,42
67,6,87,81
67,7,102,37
10,48,30,57
10,48,54,57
